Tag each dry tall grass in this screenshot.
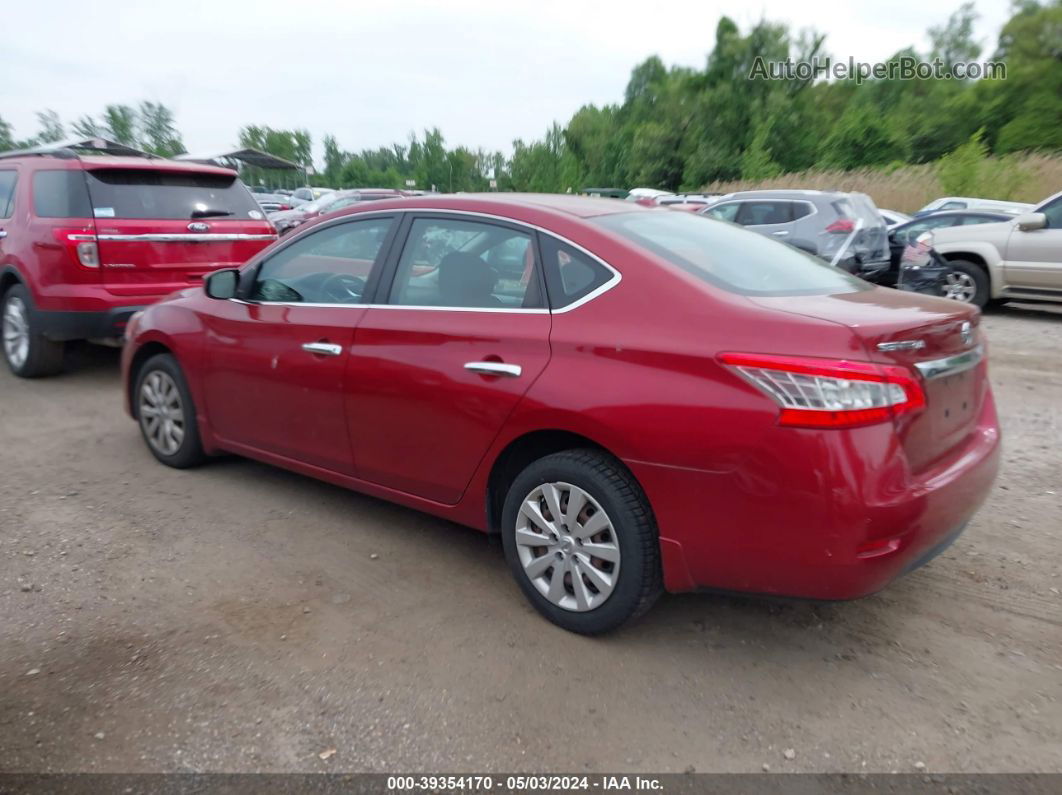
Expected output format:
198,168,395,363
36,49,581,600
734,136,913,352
704,154,1062,213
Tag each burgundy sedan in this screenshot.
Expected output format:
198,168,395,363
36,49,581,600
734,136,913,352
121,195,1001,634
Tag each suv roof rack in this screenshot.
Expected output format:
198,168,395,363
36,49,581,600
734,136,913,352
0,136,161,161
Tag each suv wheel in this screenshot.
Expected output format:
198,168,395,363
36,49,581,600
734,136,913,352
135,353,206,468
501,449,662,634
940,260,989,308
2,285,65,378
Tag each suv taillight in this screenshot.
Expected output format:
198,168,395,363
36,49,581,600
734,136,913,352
53,229,99,268
825,218,855,234
720,353,925,428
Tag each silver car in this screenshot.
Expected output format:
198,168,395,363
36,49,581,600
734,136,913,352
701,190,891,278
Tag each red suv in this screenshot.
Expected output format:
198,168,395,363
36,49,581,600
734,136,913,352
122,195,1000,634
0,143,276,377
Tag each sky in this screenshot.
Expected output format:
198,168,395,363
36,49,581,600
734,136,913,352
0,0,1015,162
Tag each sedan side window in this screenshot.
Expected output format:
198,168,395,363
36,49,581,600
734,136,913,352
250,217,394,304
898,215,955,244
704,202,741,223
539,235,614,309
388,217,542,309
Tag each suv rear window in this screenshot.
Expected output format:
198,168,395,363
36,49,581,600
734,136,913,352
594,211,867,297
33,170,92,218
83,169,262,220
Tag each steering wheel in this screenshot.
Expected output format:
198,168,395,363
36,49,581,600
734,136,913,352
320,273,366,303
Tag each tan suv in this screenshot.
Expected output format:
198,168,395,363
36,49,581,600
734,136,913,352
929,190,1062,307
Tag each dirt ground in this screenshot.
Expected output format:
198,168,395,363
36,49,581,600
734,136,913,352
0,304,1059,774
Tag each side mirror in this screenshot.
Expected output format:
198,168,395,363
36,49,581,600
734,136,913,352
205,268,239,300
1015,212,1047,232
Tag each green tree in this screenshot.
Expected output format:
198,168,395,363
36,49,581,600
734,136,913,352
139,101,185,156
0,115,14,150
929,2,981,70
35,110,65,143
72,115,105,138
102,105,137,146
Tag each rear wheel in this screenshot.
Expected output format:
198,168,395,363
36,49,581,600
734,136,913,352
939,260,989,308
2,285,65,378
501,449,662,634
135,353,206,468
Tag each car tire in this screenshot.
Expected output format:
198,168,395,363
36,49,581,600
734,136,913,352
940,260,989,308
501,449,662,634
2,284,65,378
134,353,206,469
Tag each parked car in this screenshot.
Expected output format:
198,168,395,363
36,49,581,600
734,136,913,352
923,190,1062,307
866,210,1013,288
292,186,335,202
581,188,628,199
700,190,891,278
269,189,402,235
879,209,912,228
0,143,277,377
626,187,673,206
122,194,999,634
253,192,298,213
913,196,1033,217
657,193,720,211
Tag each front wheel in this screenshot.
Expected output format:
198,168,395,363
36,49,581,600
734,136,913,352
134,353,206,468
939,260,989,308
501,449,662,634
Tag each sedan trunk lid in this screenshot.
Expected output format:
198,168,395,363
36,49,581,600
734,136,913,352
749,288,986,472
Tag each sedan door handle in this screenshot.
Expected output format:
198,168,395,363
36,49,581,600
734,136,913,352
771,230,789,236
302,342,343,357
0,230,7,239
464,361,522,377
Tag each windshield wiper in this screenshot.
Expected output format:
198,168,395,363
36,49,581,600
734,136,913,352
191,208,234,218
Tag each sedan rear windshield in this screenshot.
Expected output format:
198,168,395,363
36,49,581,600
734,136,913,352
84,169,262,220
593,211,868,296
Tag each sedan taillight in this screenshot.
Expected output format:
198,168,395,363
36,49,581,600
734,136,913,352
720,353,925,428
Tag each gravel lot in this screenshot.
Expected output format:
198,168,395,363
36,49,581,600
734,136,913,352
1,304,1059,774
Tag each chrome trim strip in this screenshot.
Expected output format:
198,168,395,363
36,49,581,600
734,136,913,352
877,339,926,352
98,233,277,242
232,298,548,313
269,207,622,313
914,345,984,380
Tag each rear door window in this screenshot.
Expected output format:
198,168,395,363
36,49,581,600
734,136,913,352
736,201,791,226
32,170,92,218
0,170,17,218
790,202,814,221
83,169,262,220
388,217,543,309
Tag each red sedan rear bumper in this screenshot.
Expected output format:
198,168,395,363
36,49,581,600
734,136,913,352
627,391,1001,599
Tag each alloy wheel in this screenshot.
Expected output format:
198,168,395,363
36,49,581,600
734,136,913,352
139,370,186,456
2,296,30,369
942,271,977,303
514,481,621,612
